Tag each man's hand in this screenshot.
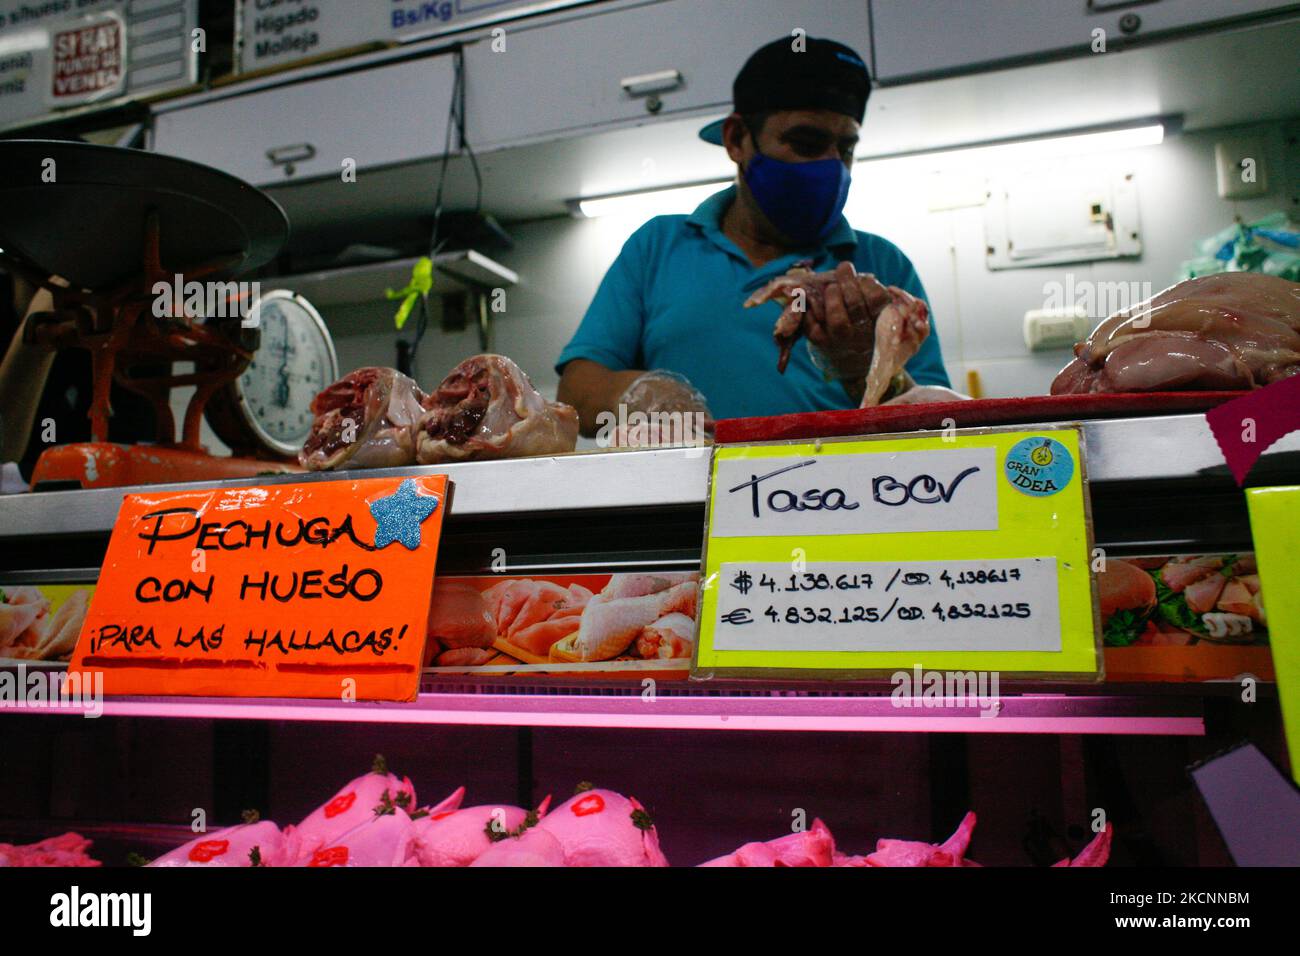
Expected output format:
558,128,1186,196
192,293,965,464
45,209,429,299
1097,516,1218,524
557,359,644,437
804,261,890,380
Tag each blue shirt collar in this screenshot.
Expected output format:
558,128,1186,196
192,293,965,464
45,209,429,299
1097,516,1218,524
685,184,859,260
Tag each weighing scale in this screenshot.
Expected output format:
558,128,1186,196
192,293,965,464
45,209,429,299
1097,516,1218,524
0,140,319,489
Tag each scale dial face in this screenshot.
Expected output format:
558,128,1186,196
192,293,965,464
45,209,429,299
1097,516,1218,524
235,291,338,456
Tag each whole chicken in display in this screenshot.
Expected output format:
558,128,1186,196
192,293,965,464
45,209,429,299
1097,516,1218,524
470,826,566,867
1051,273,1300,394
859,811,979,867
745,262,931,406
415,354,579,464
1052,824,1113,867
300,367,426,470
0,832,100,867
533,786,669,867
306,808,418,868
150,815,286,868
282,756,416,866
699,819,837,867
409,796,551,867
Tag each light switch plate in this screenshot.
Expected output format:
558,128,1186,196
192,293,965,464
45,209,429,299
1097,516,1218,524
1216,138,1268,199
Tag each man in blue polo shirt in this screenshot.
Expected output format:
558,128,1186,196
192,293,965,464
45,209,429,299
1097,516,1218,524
556,36,955,432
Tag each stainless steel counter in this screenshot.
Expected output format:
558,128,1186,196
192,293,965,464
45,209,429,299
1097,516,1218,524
1,414,1295,541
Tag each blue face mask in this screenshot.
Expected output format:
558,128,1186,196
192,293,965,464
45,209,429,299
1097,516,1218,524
743,150,851,245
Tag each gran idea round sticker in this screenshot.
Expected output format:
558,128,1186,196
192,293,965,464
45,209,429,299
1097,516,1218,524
1004,436,1074,496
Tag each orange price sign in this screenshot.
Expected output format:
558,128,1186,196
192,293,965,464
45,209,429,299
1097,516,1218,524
67,475,450,701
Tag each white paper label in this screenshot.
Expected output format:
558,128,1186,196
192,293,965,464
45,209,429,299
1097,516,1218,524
710,448,998,539
713,559,1060,653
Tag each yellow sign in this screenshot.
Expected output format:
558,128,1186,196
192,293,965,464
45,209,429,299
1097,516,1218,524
695,427,1101,678
1245,485,1300,784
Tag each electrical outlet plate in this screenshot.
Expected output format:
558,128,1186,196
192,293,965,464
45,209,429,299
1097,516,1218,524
1216,137,1269,199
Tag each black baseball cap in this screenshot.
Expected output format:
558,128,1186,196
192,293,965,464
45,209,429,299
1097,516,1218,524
699,36,871,145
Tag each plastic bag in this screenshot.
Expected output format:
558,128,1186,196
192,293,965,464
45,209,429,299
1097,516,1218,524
1179,211,1300,282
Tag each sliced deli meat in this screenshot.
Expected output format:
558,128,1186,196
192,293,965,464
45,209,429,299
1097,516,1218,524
415,354,579,464
300,367,425,470
1051,273,1300,394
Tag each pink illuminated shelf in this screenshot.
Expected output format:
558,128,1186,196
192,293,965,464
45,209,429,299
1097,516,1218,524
1,691,1204,735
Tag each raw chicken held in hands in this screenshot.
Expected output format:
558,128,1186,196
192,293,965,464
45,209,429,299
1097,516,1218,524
1051,273,1300,394
745,262,931,406
300,367,426,470
415,354,579,464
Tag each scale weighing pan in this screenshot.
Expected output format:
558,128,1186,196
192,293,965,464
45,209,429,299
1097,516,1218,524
0,140,288,290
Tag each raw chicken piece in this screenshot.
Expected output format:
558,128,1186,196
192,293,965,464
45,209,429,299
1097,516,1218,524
1051,824,1113,867
306,808,417,868
0,586,49,655
150,819,286,868
882,385,971,405
505,581,575,640
864,812,977,867
424,581,495,667
745,262,841,374
283,757,416,865
699,819,836,867
470,826,566,867
300,367,426,470
744,263,931,407
410,796,550,867
534,787,669,867
633,612,696,660
1051,274,1300,394
415,354,579,464
860,285,930,407
553,578,699,662
509,617,582,656
0,832,100,867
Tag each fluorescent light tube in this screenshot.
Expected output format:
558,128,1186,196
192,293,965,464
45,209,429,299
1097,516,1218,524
574,181,727,219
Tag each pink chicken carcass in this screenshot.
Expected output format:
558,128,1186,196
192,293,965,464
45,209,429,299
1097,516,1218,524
300,367,426,470
306,808,417,868
862,811,979,867
415,354,579,464
283,757,416,866
699,818,837,867
744,263,931,406
1051,824,1113,867
151,818,286,868
0,832,100,867
410,796,551,867
534,787,669,867
470,826,566,867
1051,273,1300,394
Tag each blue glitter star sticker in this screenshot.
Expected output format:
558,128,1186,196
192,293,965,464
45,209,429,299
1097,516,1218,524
370,478,440,550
